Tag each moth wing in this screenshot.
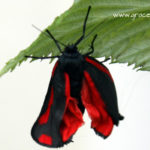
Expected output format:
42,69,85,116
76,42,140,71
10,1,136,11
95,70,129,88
81,56,124,138
31,61,83,148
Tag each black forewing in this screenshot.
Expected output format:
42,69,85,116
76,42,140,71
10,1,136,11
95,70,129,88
31,61,72,148
84,56,124,125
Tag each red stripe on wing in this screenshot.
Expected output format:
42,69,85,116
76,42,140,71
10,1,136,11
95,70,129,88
38,61,58,125
52,61,59,77
81,71,113,137
38,87,54,125
85,57,113,81
60,73,84,142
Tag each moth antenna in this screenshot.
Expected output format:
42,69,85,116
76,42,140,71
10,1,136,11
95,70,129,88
32,24,66,47
46,29,63,53
74,6,91,46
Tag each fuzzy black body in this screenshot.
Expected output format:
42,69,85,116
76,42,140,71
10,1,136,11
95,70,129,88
59,49,85,113
31,48,123,148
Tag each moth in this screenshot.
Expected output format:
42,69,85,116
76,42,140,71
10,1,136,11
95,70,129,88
26,6,124,148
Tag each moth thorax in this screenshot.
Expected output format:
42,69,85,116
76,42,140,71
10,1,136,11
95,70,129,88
65,44,78,53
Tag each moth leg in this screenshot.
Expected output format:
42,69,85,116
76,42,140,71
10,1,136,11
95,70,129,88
100,58,110,63
83,34,97,56
25,55,60,60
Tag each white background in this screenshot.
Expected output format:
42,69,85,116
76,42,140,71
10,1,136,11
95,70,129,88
0,0,150,150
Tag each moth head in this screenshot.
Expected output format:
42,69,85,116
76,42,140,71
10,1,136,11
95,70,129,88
64,44,78,53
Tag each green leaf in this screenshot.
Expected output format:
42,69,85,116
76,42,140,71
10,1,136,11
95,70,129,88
1,0,150,77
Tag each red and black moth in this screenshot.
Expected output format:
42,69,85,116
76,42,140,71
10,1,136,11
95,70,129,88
26,6,124,148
